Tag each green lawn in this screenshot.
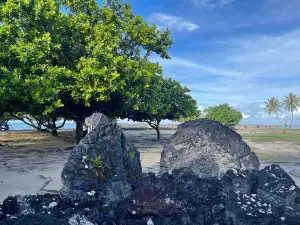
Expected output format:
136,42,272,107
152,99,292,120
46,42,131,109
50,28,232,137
242,133,300,143
254,151,299,162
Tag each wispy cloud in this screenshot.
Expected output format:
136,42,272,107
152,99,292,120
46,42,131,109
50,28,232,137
149,13,199,32
221,29,300,79
189,0,235,8
152,56,244,78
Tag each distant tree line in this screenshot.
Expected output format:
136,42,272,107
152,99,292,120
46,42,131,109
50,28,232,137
265,93,300,128
0,0,199,141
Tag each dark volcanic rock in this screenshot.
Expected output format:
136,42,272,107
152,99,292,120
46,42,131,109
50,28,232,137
61,113,142,199
160,119,260,178
221,169,258,195
1,197,18,215
257,164,300,205
257,164,300,222
1,165,300,225
14,215,60,225
128,186,176,216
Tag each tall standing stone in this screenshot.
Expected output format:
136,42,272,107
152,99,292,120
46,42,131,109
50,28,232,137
61,113,142,199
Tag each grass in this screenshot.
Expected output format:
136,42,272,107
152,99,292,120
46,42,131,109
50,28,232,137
254,151,299,162
242,133,300,143
254,151,275,160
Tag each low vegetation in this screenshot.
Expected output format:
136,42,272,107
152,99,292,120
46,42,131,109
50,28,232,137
242,133,300,143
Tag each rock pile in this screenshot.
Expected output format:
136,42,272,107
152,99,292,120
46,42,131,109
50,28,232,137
1,165,300,225
1,117,300,225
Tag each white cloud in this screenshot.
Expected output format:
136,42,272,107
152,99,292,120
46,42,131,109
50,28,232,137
190,0,235,8
149,13,199,32
198,104,205,112
242,113,250,119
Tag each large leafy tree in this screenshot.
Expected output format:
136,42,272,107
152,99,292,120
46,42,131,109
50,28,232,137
264,97,282,126
125,77,199,139
204,103,243,127
283,93,300,128
0,0,173,142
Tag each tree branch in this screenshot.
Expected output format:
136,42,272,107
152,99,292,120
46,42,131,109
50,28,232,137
145,119,157,129
56,118,67,129
10,114,44,131
144,50,152,60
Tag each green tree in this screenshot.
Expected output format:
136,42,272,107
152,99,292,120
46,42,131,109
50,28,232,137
125,77,199,139
0,113,11,131
283,93,300,128
0,0,173,142
204,103,243,127
264,97,282,126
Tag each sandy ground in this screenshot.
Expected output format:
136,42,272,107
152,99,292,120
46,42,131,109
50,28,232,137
1,129,300,201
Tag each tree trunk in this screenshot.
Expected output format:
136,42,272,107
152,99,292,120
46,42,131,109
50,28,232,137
50,117,58,136
155,120,161,140
155,126,161,140
76,120,84,144
290,111,294,129
51,129,58,136
275,113,282,128
146,120,161,140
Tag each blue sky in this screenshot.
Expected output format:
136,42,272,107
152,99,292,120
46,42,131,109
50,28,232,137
124,0,300,125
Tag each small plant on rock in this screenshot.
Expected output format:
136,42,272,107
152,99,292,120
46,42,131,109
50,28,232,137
129,152,135,160
90,156,106,180
91,156,104,170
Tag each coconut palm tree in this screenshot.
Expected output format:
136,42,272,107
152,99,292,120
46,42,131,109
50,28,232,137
283,93,300,128
264,97,282,126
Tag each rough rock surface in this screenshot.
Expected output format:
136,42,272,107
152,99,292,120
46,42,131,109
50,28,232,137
61,113,142,199
1,165,300,225
160,119,260,178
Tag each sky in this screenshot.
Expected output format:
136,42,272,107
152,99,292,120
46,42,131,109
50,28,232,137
123,0,300,125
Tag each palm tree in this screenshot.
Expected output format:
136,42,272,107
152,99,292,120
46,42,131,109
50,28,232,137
283,93,300,128
264,97,282,126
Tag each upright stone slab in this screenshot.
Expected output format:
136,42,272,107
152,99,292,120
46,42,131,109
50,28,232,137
61,113,142,199
160,119,260,178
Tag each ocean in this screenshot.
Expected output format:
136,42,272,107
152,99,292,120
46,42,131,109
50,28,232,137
7,121,76,130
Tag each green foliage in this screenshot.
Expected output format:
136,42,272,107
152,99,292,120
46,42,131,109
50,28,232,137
204,103,243,127
125,77,199,139
283,93,300,113
129,151,135,160
283,93,300,128
91,156,104,171
0,0,173,140
264,94,300,129
264,97,282,126
177,114,202,123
